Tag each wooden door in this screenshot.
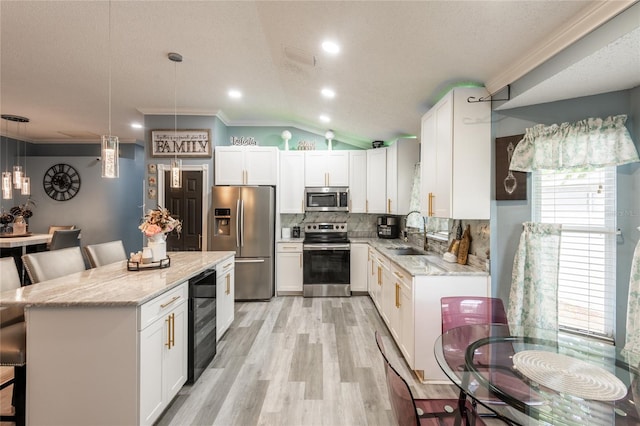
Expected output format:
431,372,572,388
164,170,203,251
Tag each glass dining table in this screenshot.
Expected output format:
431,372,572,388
434,324,640,425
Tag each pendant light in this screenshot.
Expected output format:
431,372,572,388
2,115,30,198
101,0,119,178
20,119,30,195
169,52,182,189
2,117,11,200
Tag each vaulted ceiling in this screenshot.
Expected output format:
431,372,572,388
1,1,638,148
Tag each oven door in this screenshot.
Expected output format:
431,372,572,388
302,243,351,297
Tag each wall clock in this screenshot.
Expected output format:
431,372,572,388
43,163,81,201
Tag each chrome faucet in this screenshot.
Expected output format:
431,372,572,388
404,210,427,250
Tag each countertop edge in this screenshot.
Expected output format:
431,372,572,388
2,251,236,308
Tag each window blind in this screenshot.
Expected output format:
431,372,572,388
532,167,616,341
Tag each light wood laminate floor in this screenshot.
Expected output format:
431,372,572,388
157,295,475,426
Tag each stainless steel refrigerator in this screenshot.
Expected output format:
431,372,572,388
211,186,275,300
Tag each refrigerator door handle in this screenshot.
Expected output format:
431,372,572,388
235,258,265,263
236,199,241,248
240,199,245,248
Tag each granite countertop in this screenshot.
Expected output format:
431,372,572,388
0,251,235,308
350,237,487,277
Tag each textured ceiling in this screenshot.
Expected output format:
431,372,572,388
0,1,637,147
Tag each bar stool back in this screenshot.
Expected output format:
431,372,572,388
22,246,86,284
85,240,127,267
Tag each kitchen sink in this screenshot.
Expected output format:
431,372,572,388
387,247,425,256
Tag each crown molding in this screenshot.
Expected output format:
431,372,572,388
485,0,637,95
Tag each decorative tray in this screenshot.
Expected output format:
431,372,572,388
0,232,33,238
127,256,171,271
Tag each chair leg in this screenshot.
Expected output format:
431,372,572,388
11,365,26,426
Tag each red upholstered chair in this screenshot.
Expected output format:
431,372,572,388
375,331,485,426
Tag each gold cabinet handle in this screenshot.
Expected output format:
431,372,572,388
226,273,230,295
165,313,175,349
161,295,180,309
395,283,400,308
165,315,171,348
377,266,382,286
223,262,233,269
388,199,391,214
393,271,404,279
428,192,434,217
198,234,202,250
171,313,175,348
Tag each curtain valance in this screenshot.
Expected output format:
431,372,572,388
510,114,639,172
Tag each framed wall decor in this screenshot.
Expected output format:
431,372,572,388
151,129,211,158
495,134,527,200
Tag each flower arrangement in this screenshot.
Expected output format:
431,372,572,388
139,207,182,237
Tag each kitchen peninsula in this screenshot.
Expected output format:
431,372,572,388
0,251,235,426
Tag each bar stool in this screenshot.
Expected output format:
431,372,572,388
0,257,26,426
84,240,127,267
48,229,81,251
22,246,86,284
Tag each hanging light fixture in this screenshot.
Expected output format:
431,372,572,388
169,52,183,189
2,115,30,198
20,119,31,195
101,0,119,178
4,115,28,190
2,116,12,200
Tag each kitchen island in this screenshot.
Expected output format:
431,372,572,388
0,251,235,426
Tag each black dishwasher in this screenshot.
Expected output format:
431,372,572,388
187,268,216,384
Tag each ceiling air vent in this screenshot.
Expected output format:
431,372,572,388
283,46,316,67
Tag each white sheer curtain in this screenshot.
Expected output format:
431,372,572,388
510,114,638,172
507,222,562,332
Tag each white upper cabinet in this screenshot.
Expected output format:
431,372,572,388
366,148,387,213
279,151,305,213
386,138,419,215
304,151,349,187
420,87,491,219
215,146,278,185
348,151,367,213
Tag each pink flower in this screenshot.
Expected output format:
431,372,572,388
143,224,162,236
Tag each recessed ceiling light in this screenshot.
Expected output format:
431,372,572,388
228,89,243,99
321,88,336,98
319,115,331,123
322,41,340,54
131,123,143,129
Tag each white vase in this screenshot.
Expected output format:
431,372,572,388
148,233,167,262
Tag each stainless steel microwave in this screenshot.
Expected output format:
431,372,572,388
305,187,349,212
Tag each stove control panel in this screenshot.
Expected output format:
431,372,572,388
304,222,348,233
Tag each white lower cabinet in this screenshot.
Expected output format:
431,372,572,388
216,258,235,340
139,283,188,426
370,247,489,383
276,242,303,293
350,242,369,292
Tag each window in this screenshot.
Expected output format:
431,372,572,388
533,167,616,341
